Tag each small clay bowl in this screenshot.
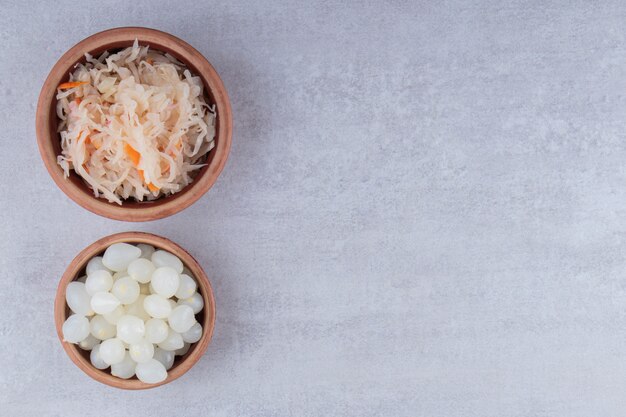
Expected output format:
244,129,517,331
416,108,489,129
36,27,232,221
54,231,216,389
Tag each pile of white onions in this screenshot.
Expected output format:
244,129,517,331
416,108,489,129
62,242,204,384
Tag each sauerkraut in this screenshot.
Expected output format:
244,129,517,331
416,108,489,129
56,40,216,204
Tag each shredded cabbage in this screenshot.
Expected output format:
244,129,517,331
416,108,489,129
56,40,216,204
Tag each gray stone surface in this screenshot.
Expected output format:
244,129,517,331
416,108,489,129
2,0,626,415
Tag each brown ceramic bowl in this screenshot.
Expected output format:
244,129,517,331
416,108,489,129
54,232,216,389
36,27,232,221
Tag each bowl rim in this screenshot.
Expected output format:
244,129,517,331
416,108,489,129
54,231,216,390
36,27,232,222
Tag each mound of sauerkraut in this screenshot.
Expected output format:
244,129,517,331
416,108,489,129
56,40,216,204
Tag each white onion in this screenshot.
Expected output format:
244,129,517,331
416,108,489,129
144,294,171,319
153,347,175,370
90,292,121,314
145,318,169,344
137,244,155,259
175,274,197,299
157,328,184,351
86,256,111,275
181,322,203,344
90,344,109,369
90,315,116,340
111,352,136,379
102,243,141,272
66,281,94,316
127,258,155,283
116,314,145,344
151,250,183,273
112,276,140,304
168,305,196,333
62,314,90,343
150,267,180,298
135,359,167,384
129,339,155,363
177,292,204,314
99,338,125,365
85,270,113,296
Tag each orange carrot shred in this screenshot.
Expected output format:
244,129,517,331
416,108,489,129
124,143,141,166
77,130,90,145
138,169,160,192
58,81,88,90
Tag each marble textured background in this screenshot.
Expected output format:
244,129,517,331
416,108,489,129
2,1,626,415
